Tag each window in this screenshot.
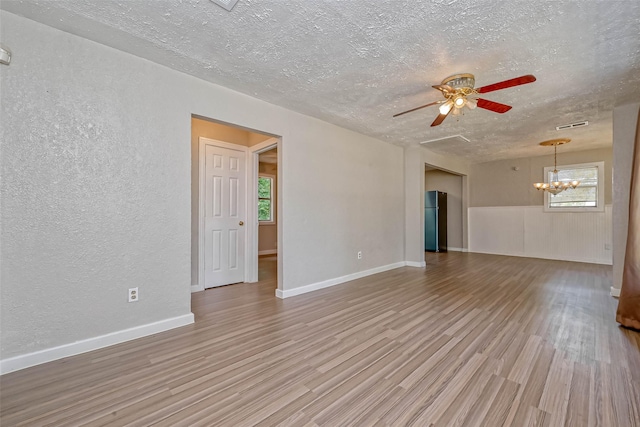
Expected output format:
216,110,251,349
258,174,275,224
544,161,605,212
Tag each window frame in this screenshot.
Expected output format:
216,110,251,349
543,161,605,213
258,173,276,225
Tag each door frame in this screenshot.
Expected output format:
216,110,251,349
197,137,249,291
195,136,279,290
246,138,279,283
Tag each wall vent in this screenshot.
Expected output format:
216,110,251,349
210,0,239,11
556,121,589,131
420,134,470,146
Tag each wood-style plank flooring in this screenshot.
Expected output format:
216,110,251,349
1,252,639,426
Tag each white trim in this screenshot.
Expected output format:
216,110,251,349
610,287,621,298
0,313,194,375
191,284,204,293
466,250,612,266
275,262,407,299
199,136,251,153
405,261,427,268
251,137,279,153
258,249,278,256
248,138,279,283
543,161,605,213
446,247,465,252
258,173,276,225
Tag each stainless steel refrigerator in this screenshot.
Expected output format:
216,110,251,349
425,191,447,252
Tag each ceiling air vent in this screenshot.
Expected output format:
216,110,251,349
210,0,239,11
556,121,589,131
420,134,470,146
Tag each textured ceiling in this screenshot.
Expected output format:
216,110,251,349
3,0,640,163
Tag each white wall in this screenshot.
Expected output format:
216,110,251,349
612,102,640,292
0,12,405,371
404,147,425,266
284,118,404,289
469,206,612,264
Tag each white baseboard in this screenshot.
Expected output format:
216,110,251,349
611,287,621,297
258,249,278,256
447,247,465,252
0,313,195,375
275,261,407,299
467,249,612,266
405,261,427,268
191,284,204,293
526,252,612,265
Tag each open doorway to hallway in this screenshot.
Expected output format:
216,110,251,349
191,115,279,292
425,164,466,254
258,147,278,283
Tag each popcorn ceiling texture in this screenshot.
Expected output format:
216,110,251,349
2,0,639,162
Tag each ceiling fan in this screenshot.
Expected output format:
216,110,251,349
393,73,536,127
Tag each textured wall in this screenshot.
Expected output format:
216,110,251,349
1,12,406,360
0,13,192,359
425,170,463,250
284,117,404,286
612,103,640,291
404,147,425,265
470,147,613,207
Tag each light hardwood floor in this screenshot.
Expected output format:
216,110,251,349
1,253,639,426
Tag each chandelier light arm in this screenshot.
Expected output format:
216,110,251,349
532,139,581,193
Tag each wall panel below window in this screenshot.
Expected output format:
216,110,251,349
468,205,612,265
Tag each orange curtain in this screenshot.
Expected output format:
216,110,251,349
616,108,640,330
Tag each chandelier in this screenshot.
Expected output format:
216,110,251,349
533,138,580,194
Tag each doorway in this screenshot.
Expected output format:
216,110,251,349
257,147,278,282
425,165,466,252
200,139,247,288
191,115,279,291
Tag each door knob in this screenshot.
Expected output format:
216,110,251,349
239,221,244,226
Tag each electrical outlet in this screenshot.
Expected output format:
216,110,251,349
128,287,139,303
357,251,362,260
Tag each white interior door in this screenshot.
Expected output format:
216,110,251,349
202,142,246,288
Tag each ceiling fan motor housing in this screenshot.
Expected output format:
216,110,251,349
442,73,475,91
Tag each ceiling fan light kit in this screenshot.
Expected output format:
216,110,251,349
439,100,453,115
532,138,580,194
393,73,536,127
